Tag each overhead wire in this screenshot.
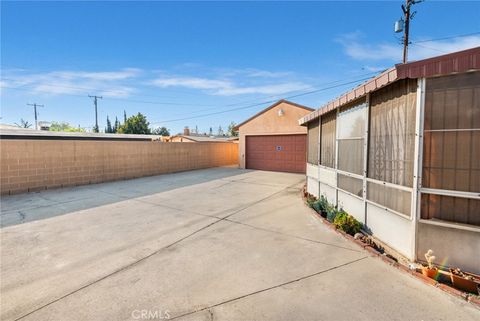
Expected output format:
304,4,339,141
412,31,480,44
150,76,375,124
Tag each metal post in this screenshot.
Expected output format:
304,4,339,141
363,95,370,225
411,77,426,261
334,108,340,207
317,116,322,197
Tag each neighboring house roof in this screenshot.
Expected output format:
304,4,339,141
234,99,314,130
299,46,480,125
0,123,33,130
170,135,232,142
0,127,163,141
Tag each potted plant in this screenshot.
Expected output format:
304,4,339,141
421,249,438,279
450,268,480,294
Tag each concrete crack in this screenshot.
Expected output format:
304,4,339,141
169,257,368,320
223,218,362,253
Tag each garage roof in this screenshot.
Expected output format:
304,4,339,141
234,99,314,130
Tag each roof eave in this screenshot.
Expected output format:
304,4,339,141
235,99,313,130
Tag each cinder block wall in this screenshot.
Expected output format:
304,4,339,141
0,140,239,195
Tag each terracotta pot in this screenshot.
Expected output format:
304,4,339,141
421,267,438,279
450,273,479,294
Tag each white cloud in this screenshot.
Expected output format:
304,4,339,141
151,77,232,90
214,82,311,96
2,66,312,98
362,65,387,72
54,68,141,81
337,32,480,62
150,75,311,96
220,68,292,79
1,68,140,97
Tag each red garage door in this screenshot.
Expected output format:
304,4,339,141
246,135,307,173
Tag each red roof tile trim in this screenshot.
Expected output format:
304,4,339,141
299,68,397,125
396,46,480,79
299,46,480,125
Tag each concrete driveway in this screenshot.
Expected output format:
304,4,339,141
1,167,478,321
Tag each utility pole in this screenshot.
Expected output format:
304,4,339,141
88,95,102,133
27,103,44,130
401,0,422,63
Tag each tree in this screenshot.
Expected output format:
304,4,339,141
117,112,151,134
152,126,170,136
227,121,238,137
15,119,32,128
217,125,224,136
209,127,213,136
114,117,120,133
49,121,85,132
124,110,127,123
105,116,113,133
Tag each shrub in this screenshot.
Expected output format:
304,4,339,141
333,210,362,236
306,194,317,208
311,196,324,213
326,204,338,223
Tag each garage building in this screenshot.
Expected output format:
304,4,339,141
235,100,314,173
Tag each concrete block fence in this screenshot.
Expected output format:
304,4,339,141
0,140,239,195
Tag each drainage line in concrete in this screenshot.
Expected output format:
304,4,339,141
170,256,368,320
223,218,363,253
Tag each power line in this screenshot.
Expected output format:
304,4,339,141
88,95,102,133
1,71,380,113
410,42,448,54
26,103,44,130
151,76,375,125
413,31,480,44
0,79,218,107
3,74,376,126
160,71,382,118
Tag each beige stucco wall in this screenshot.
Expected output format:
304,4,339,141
237,101,312,168
0,140,238,195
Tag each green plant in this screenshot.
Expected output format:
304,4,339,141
326,204,338,223
305,194,317,208
312,196,329,217
117,112,151,134
49,121,85,132
333,210,362,235
152,126,170,136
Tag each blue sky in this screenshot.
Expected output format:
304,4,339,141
1,1,480,134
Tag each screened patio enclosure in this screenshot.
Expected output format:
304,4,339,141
301,47,480,274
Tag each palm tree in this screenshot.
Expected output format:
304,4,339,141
15,119,33,128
